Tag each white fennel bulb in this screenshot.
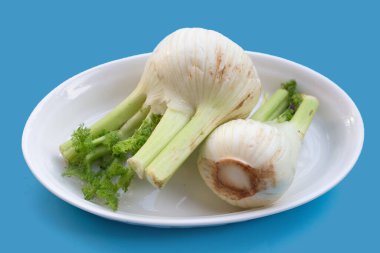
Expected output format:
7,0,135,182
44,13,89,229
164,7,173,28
198,83,319,208
128,28,262,187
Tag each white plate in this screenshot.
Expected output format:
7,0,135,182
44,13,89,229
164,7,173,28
22,52,364,227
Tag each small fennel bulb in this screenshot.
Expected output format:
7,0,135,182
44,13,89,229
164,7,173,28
198,81,319,208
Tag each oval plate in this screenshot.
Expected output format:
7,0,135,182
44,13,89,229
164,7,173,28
22,52,364,227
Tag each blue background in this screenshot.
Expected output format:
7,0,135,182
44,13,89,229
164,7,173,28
2,0,378,252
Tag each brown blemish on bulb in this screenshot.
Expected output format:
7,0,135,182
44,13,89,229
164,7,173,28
232,64,242,74
215,46,229,83
189,59,202,80
215,47,223,71
210,158,276,200
231,93,252,112
309,109,314,116
269,148,282,165
217,66,226,80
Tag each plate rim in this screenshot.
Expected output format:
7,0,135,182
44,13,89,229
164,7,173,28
21,51,365,227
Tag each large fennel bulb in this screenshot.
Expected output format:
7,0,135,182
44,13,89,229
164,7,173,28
128,28,262,187
198,83,319,208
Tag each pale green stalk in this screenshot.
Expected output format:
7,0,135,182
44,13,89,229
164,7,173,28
290,95,319,139
85,146,109,164
267,98,290,121
60,88,146,153
144,106,221,188
90,107,150,146
250,89,289,122
62,107,149,162
128,108,192,178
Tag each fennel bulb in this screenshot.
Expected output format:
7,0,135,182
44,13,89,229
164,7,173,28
198,82,319,208
128,28,262,187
